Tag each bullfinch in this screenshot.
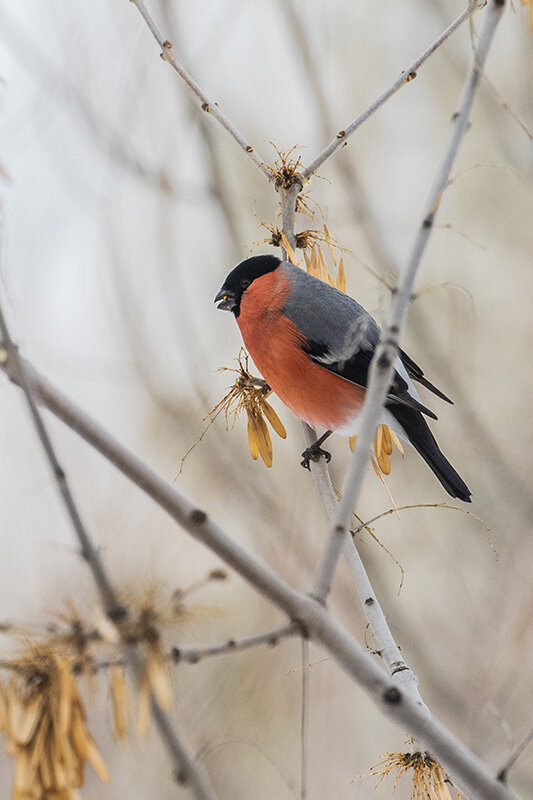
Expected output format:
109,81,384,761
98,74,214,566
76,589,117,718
215,254,471,502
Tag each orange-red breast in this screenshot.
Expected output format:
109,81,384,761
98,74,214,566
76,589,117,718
215,254,471,502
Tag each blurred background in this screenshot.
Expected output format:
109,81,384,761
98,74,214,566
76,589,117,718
0,0,532,797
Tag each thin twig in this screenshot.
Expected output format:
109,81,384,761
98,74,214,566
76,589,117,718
95,623,298,670
351,502,490,535
301,0,486,180
301,426,426,708
312,0,504,604
300,638,309,800
171,623,299,664
498,728,533,783
129,0,274,183
0,332,519,800
0,326,218,799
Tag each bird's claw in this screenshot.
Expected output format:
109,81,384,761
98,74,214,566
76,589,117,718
300,445,332,470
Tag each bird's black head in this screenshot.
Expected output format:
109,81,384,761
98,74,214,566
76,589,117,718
214,254,281,316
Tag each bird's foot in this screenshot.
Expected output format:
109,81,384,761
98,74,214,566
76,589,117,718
300,444,332,470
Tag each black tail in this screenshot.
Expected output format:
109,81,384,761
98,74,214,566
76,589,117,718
388,405,471,502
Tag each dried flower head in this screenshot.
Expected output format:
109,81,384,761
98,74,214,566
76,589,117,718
209,349,286,467
268,143,313,215
268,143,303,190
356,749,458,800
2,644,109,799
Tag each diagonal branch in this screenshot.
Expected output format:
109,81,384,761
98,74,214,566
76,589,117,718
302,426,426,708
301,0,487,180
0,320,218,800
0,353,518,800
129,0,274,183
0,312,125,625
312,0,505,604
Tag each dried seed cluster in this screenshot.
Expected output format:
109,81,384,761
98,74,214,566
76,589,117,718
359,749,458,800
0,578,221,797
350,423,404,478
208,350,287,467
0,647,109,800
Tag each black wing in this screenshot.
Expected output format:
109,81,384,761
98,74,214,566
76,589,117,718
399,348,453,404
304,339,438,420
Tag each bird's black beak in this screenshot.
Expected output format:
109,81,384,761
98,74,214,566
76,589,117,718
214,287,237,312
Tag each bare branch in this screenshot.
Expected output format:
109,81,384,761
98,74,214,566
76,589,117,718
0,317,218,800
312,0,504,602
301,426,426,708
300,638,309,800
498,728,533,784
0,344,518,800
129,0,274,183
172,623,299,664
0,313,124,625
301,0,487,180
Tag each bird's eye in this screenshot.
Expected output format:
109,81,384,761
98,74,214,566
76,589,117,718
241,279,251,289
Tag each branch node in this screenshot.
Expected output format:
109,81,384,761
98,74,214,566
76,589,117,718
336,130,346,139
364,597,375,606
189,508,207,524
107,602,129,624
294,619,310,639
391,664,409,676
376,350,393,369
174,768,189,785
383,686,402,704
